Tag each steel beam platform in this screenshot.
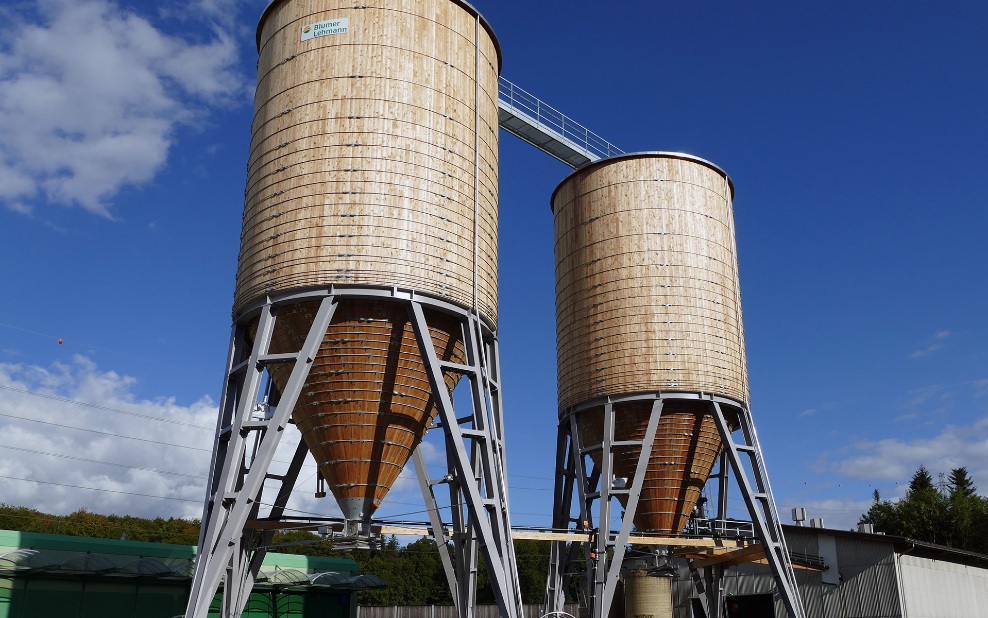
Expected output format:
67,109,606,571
184,286,522,618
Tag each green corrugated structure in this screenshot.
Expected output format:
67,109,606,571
0,529,379,618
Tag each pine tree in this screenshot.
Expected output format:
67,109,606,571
859,465,988,551
902,466,948,544
946,467,977,548
947,467,976,499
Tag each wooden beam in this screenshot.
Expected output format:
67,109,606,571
510,530,746,548
750,558,825,572
689,544,767,569
245,520,751,550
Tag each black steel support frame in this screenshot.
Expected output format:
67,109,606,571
183,286,523,618
543,392,806,618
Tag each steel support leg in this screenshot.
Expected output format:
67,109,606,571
545,423,576,614
413,446,460,615
187,289,520,618
549,393,803,618
408,301,523,618
708,401,805,618
599,401,662,613
184,297,337,618
548,397,663,618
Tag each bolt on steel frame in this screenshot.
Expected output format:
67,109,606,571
184,286,523,618
543,392,806,618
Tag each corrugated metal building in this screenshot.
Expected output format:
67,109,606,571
670,525,988,618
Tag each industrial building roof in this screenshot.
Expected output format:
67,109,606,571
782,524,988,570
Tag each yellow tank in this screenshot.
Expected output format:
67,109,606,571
623,570,673,618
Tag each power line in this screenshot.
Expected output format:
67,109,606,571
0,410,214,453
0,474,202,504
0,443,204,479
0,443,363,507
0,320,193,371
0,384,212,429
0,411,312,471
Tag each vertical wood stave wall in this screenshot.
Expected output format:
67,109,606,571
552,153,748,534
234,0,500,521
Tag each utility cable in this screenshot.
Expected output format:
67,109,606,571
0,474,202,504
0,384,212,429
0,444,204,479
0,411,213,453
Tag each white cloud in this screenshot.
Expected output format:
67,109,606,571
908,330,951,359
0,355,437,524
971,378,988,398
0,0,246,217
0,356,219,518
188,0,242,20
777,498,875,532
825,417,988,491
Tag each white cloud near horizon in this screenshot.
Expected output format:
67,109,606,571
0,355,220,519
0,0,246,217
825,417,988,492
775,498,875,532
0,355,439,525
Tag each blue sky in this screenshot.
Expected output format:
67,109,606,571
1,0,986,533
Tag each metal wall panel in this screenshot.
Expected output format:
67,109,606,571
898,554,988,618
671,532,905,618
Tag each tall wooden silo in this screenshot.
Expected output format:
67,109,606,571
185,2,521,617
552,152,744,535
545,153,804,618
237,0,501,523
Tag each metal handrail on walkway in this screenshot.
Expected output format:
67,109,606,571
497,76,623,167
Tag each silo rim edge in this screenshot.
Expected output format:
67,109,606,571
549,151,736,214
255,0,503,72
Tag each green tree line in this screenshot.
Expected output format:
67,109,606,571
266,530,561,605
859,466,988,553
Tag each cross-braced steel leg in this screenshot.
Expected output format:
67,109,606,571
545,422,577,613
413,446,460,614
708,400,805,618
187,288,520,618
408,301,523,618
185,297,337,618
547,397,663,618
548,394,804,618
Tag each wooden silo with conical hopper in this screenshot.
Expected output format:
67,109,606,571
552,152,745,535
185,2,522,617
545,153,804,618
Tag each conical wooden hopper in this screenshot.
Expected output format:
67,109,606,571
261,300,465,521
577,400,723,534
